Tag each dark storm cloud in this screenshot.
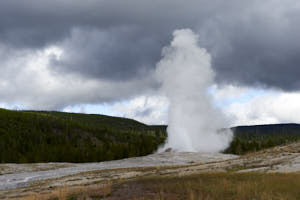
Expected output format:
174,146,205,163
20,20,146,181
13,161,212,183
1,0,300,109
205,5,300,90
50,27,164,80
0,0,210,80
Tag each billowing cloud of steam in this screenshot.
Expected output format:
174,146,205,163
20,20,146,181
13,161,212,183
156,29,232,152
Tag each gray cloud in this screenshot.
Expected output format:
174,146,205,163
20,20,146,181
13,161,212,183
51,27,163,81
1,0,300,109
0,43,155,110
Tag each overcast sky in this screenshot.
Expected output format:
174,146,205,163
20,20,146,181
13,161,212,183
1,0,300,126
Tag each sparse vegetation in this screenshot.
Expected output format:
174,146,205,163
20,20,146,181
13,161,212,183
108,172,300,200
16,184,112,200
21,172,300,200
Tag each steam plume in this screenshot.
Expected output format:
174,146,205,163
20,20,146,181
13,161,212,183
156,29,232,152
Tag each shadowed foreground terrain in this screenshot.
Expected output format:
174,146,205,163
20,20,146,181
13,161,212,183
107,172,300,200
11,172,300,200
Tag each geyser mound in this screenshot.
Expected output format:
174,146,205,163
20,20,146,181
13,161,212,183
156,29,232,152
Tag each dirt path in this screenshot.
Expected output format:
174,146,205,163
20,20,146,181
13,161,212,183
0,152,237,191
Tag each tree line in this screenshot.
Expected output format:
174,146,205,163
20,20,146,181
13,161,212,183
0,109,165,163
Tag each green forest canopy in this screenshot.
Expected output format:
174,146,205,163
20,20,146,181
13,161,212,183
1,108,300,163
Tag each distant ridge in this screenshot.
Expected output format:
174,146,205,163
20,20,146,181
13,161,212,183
0,108,166,163
234,123,300,127
232,123,300,136
225,123,300,155
1,107,300,162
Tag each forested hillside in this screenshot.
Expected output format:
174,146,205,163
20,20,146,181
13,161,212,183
0,109,166,163
2,107,300,163
150,124,300,155
225,124,300,154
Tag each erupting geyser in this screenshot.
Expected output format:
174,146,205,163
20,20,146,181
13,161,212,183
156,29,232,152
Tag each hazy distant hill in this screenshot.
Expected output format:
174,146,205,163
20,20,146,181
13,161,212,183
0,108,166,163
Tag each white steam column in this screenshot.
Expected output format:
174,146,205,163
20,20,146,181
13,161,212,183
156,29,232,152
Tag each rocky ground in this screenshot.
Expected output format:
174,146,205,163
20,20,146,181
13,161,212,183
1,142,300,199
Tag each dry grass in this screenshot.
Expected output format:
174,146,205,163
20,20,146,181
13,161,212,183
13,183,112,200
11,172,300,200
110,172,300,200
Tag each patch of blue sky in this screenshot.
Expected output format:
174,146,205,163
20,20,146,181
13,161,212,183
221,89,265,105
63,101,133,117
0,102,26,111
209,87,279,108
63,103,114,116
